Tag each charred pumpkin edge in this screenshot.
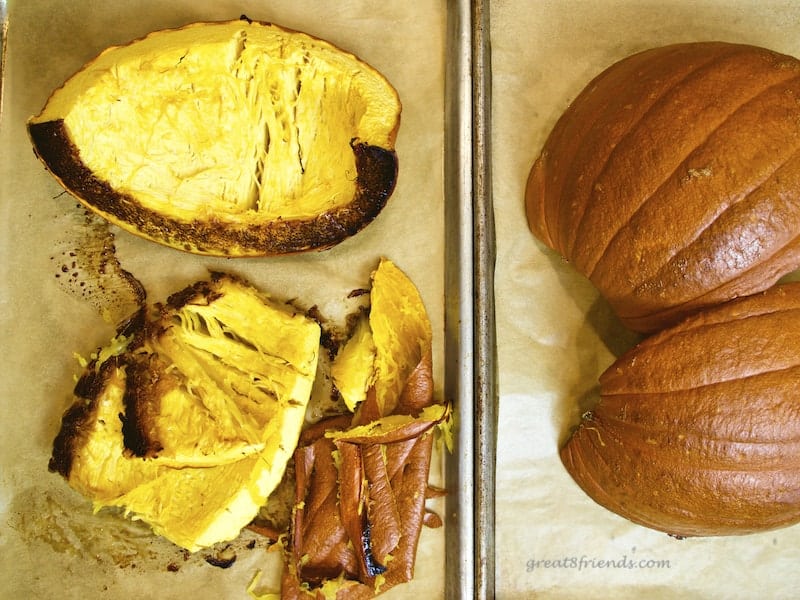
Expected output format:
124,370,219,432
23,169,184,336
28,119,398,257
48,356,122,479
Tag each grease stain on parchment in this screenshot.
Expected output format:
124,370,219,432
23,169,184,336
6,483,270,572
50,201,146,325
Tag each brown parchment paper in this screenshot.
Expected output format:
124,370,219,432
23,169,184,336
0,1,448,598
492,1,800,598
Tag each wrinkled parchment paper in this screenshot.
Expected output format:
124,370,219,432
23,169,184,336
492,1,800,598
0,2,447,598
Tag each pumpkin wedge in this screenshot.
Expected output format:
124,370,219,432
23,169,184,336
48,272,320,551
526,41,800,332
28,18,401,256
561,282,800,537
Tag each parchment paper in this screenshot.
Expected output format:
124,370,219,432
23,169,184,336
0,2,447,598
492,1,800,598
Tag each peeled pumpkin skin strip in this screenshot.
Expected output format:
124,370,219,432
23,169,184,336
361,443,403,566
375,427,437,589
291,437,360,583
337,440,385,583
351,355,444,590
282,354,444,598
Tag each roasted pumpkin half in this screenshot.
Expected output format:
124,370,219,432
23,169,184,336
561,282,800,537
526,41,800,333
28,18,401,256
48,272,321,551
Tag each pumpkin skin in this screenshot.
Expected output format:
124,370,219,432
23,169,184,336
526,41,800,333
561,282,800,537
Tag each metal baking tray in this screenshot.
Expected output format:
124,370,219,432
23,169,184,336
0,1,485,598
490,2,800,599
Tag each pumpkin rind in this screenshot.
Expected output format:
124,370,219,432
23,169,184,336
526,41,800,332
561,283,800,537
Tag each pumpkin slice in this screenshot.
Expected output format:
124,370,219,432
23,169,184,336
28,18,401,256
331,258,433,416
48,272,320,551
330,313,376,412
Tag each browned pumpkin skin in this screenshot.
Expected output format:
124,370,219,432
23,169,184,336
561,283,800,537
526,41,800,333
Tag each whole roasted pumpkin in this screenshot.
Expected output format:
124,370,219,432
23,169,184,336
526,41,800,333
561,282,800,537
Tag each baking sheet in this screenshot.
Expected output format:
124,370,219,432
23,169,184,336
491,1,800,598
470,1,496,598
0,1,466,598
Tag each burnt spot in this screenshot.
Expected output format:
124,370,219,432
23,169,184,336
48,401,92,478
347,288,370,299
204,545,238,568
164,278,219,311
73,355,119,400
361,518,388,578
115,307,148,347
121,355,171,458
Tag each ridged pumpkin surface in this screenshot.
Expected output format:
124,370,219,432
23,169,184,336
561,282,800,537
526,41,800,332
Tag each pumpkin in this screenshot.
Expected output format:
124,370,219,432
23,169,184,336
48,272,321,552
28,18,400,257
526,41,800,332
561,282,800,537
